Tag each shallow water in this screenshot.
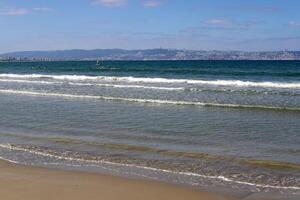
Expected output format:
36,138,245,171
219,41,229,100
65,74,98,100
0,61,299,197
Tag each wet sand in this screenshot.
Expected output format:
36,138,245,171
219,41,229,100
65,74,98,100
0,160,236,200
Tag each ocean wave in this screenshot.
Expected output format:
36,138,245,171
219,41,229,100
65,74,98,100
0,78,59,85
0,78,184,91
0,89,299,111
0,74,97,81
1,78,299,96
69,83,184,91
0,74,300,89
0,143,299,190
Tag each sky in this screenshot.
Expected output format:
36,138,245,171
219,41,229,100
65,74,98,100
0,0,300,53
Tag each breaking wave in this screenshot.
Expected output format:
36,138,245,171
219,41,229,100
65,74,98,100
0,74,300,89
0,89,299,111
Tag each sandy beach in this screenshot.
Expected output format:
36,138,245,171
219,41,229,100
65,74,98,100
0,160,237,200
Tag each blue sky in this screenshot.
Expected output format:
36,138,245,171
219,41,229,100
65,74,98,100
0,0,300,52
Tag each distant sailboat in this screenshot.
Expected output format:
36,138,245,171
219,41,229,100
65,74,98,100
96,59,102,66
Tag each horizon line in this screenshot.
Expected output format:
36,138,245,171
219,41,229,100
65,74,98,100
1,48,300,54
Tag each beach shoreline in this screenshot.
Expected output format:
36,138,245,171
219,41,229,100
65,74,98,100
0,159,239,200
0,61,299,200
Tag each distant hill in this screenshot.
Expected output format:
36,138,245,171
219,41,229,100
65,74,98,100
1,49,300,61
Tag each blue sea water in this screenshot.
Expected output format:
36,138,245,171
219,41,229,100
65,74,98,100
0,61,299,197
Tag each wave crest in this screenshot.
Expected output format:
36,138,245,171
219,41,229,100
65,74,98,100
0,89,299,111
0,74,299,89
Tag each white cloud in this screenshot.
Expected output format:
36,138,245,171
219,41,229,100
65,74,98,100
205,19,230,26
288,21,300,27
33,7,54,12
92,0,127,7
143,0,161,8
0,8,28,16
203,19,257,29
181,19,261,34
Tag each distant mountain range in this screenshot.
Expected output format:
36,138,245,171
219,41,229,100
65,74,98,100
1,49,300,61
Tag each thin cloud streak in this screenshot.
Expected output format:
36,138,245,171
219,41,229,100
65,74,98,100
181,19,263,34
205,19,229,26
289,21,300,27
241,36,300,43
91,0,127,7
218,4,279,13
33,7,55,12
143,0,162,8
0,8,28,16
0,7,54,16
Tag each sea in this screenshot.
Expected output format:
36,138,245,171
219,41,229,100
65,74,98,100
0,60,299,198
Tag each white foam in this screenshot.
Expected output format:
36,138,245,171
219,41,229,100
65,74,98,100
0,156,20,164
69,83,184,91
0,79,59,85
0,89,298,111
0,143,299,190
0,74,97,80
0,78,184,91
0,74,299,89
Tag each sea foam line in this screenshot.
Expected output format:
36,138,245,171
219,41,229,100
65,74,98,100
0,156,20,164
0,79,59,85
0,74,299,89
0,78,184,91
0,89,298,111
61,82,183,91
1,78,299,96
0,143,299,190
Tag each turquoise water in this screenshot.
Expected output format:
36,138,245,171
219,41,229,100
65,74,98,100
0,61,299,197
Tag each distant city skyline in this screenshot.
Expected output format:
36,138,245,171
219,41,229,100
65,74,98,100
0,0,300,53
